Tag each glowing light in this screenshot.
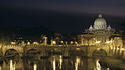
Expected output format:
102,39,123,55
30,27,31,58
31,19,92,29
27,42,30,45
60,41,64,44
75,57,80,70
110,46,113,49
11,42,16,45
106,40,112,44
95,59,101,70
59,55,63,69
0,65,1,70
70,41,73,44
117,47,119,50
95,41,101,44
33,64,37,70
33,42,39,45
107,68,110,70
121,48,125,51
52,41,56,45
10,60,15,70
76,48,80,50
75,42,78,44
53,58,56,70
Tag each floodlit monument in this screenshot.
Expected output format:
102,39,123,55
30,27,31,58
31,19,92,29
78,14,123,47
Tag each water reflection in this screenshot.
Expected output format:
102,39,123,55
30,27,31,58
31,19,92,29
0,55,124,70
10,60,15,70
52,57,56,70
59,55,63,69
51,55,63,70
75,56,80,70
0,65,1,70
94,59,101,70
33,64,37,70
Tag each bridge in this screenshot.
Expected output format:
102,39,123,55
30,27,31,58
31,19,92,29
0,44,124,58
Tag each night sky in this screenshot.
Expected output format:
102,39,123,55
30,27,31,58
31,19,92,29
0,0,125,34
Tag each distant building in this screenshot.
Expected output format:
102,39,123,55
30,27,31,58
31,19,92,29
78,14,123,47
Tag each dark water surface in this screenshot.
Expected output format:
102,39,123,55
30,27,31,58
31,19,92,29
0,55,125,70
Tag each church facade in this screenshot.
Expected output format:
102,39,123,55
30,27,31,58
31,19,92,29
78,14,123,48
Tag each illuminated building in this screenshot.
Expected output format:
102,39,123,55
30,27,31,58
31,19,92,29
78,14,123,47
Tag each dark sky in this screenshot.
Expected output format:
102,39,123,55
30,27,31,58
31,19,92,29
1,0,125,16
0,0,125,33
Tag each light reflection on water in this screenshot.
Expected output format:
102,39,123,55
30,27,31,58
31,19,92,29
75,56,80,70
33,64,37,70
0,55,125,70
0,65,1,70
94,59,101,70
10,60,15,70
52,57,56,70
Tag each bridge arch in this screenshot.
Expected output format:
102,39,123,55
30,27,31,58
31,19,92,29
26,49,41,57
5,49,20,57
69,49,85,56
92,49,107,57
47,49,63,56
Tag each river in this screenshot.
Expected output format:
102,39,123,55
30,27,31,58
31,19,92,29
0,55,125,70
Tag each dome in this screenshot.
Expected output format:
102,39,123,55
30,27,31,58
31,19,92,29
93,14,107,30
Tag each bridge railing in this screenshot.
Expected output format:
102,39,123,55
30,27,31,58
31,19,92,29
1,44,97,48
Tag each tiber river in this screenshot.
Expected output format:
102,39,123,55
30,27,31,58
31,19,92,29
0,55,125,70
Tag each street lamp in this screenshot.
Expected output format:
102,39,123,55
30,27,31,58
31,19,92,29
70,41,73,45
52,41,56,45
60,41,64,45
27,41,30,45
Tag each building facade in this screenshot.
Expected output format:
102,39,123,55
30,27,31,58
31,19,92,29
78,14,123,47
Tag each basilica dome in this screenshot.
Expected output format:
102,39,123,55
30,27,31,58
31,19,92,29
93,14,107,30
